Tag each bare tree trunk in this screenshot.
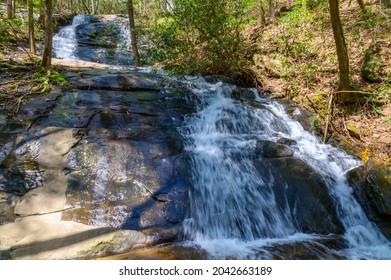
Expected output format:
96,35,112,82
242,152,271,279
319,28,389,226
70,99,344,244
28,0,36,53
357,0,366,12
95,0,100,13
328,0,351,102
127,0,140,67
258,0,266,26
91,0,95,14
81,0,91,13
12,0,16,17
7,0,13,19
42,0,53,73
38,0,45,27
268,0,275,22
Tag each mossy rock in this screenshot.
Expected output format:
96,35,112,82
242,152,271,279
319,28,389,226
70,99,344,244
365,160,391,215
348,160,391,239
361,42,390,83
347,124,361,140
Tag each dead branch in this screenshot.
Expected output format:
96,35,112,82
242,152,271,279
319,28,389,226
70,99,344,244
323,92,334,142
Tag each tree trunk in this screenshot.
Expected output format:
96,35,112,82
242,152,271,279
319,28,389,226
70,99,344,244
42,0,54,73
127,0,140,67
328,0,351,102
7,0,13,19
38,0,45,27
81,0,91,13
356,0,366,12
28,0,37,54
268,0,275,22
258,0,266,26
12,0,16,17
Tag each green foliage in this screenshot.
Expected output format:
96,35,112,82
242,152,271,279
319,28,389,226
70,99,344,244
358,10,382,29
48,72,68,85
312,114,319,128
0,7,43,49
277,5,314,30
0,93,11,101
0,17,17,49
34,68,68,93
145,0,251,78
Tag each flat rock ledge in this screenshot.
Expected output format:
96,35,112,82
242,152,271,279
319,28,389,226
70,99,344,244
0,213,146,260
0,126,148,260
52,58,111,70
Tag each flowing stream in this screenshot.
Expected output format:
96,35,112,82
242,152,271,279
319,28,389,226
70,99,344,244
180,79,391,259
47,15,391,259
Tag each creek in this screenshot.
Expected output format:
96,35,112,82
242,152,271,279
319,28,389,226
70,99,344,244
0,14,390,260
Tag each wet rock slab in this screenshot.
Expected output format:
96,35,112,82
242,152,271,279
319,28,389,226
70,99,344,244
0,78,192,259
65,69,164,91
253,157,343,235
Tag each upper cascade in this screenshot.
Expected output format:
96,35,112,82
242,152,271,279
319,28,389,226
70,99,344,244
52,14,134,65
53,14,92,60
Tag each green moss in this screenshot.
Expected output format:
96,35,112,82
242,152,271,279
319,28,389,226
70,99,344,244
347,124,361,140
77,240,115,257
362,50,382,82
77,233,122,257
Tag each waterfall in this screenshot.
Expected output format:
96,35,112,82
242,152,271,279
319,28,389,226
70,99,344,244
181,78,391,259
52,14,135,66
259,99,391,259
49,14,391,260
53,14,91,59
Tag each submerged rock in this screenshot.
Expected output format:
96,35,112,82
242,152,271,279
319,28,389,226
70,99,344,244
253,157,343,234
255,140,295,158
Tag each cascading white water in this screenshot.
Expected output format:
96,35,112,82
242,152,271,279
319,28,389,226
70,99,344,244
182,81,296,240
181,78,391,259
116,18,132,52
53,14,91,59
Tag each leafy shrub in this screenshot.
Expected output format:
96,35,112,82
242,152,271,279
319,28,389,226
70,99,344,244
145,0,251,78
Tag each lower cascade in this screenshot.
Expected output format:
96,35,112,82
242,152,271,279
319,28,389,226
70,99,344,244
180,79,391,259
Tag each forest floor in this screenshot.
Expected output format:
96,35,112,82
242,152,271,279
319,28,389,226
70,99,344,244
246,1,391,163
0,2,390,163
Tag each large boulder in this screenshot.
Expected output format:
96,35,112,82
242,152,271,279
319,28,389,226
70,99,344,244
253,157,343,234
361,41,391,83
348,160,391,239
